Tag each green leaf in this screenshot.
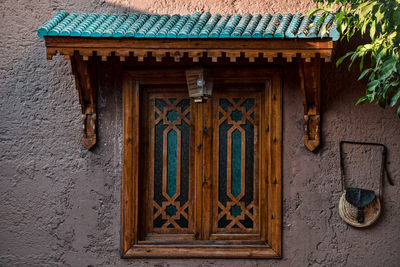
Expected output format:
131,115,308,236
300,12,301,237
340,20,348,33
366,80,379,93
388,31,397,40
320,22,328,38
359,68,372,80
375,6,384,22
336,12,344,26
336,52,353,67
379,57,398,79
356,96,369,105
375,53,383,67
390,90,400,106
358,1,371,10
367,92,376,102
383,56,398,66
305,8,322,17
360,55,365,70
397,106,400,117
379,68,395,81
360,2,374,18
370,20,376,39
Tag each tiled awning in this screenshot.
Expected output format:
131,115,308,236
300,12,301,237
38,10,337,151
38,11,339,40
38,11,337,63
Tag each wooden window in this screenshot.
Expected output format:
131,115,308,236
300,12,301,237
122,68,282,258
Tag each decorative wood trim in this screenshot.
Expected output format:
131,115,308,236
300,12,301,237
45,37,333,63
298,57,321,151
70,52,97,149
121,73,134,255
269,72,282,255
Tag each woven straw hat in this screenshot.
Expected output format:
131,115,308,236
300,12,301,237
338,191,381,228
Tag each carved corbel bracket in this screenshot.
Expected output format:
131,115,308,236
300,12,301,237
298,57,321,152
70,53,97,150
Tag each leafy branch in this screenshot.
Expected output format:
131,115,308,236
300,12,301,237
309,0,400,116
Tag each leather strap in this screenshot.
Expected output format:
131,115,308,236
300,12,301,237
339,141,394,197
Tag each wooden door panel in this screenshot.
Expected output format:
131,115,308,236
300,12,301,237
142,89,196,240
210,87,262,239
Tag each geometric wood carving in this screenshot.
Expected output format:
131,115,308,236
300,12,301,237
298,57,321,152
70,52,97,150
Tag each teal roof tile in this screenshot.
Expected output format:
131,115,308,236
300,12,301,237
178,13,200,38
71,14,99,36
146,15,170,37
252,14,272,38
38,10,338,40
103,14,128,37
81,14,108,37
156,14,180,38
263,13,282,38
38,10,68,38
297,15,312,38
125,14,150,37
242,14,261,38
285,13,302,38
167,15,190,38
135,14,160,37
307,14,322,38
92,14,118,37
274,13,292,38
189,12,211,38
220,14,241,38
199,13,221,38
48,13,77,36
60,13,88,36
231,14,252,38
209,14,230,38
113,14,140,37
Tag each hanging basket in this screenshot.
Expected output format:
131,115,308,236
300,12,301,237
338,141,393,228
338,190,381,228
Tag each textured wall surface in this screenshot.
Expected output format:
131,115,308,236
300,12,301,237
1,0,400,266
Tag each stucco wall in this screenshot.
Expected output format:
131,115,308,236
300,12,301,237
1,0,400,266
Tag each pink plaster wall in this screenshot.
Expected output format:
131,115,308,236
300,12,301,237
0,0,399,266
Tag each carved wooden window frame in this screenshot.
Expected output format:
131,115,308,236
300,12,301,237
121,67,282,258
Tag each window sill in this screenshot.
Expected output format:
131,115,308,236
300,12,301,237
122,244,281,258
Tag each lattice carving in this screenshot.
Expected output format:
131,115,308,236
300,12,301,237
150,96,193,232
213,95,260,233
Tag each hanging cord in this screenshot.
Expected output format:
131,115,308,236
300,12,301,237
339,141,394,197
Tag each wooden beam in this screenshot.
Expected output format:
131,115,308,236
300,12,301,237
45,37,333,50
70,52,98,150
44,37,333,63
298,57,321,152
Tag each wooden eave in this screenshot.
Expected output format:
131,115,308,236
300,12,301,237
44,37,333,62
44,37,332,151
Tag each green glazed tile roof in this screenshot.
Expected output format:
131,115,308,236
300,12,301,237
38,10,339,40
